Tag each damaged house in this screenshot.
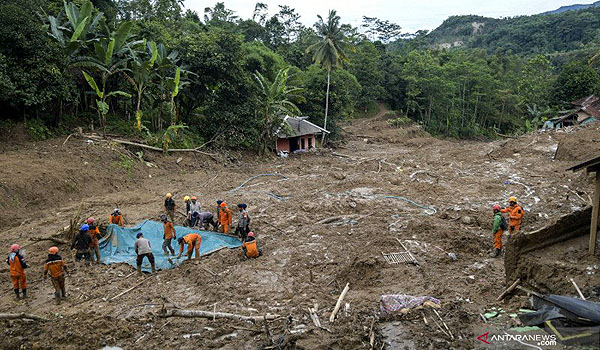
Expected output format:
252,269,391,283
275,116,330,154
543,95,600,129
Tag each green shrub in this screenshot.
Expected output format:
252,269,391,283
25,118,52,140
387,116,412,128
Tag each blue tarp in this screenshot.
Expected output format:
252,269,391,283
98,220,242,271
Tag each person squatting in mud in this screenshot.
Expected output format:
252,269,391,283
44,246,68,303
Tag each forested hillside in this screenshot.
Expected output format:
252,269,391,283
1,0,599,145
421,6,600,56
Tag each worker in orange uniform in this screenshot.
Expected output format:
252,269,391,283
500,196,524,234
110,208,125,227
176,233,202,260
43,246,68,303
218,202,232,234
87,217,102,263
242,232,262,259
161,214,176,256
6,244,28,299
491,205,508,258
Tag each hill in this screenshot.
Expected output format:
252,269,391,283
421,6,600,55
541,1,600,15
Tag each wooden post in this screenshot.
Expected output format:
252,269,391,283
590,172,600,255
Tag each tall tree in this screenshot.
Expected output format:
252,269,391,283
306,10,351,143
254,67,304,154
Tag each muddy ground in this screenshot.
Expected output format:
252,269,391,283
0,117,599,350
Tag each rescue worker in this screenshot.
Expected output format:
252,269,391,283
215,200,223,231
176,233,201,260
242,232,262,259
184,196,191,225
192,211,218,231
6,244,27,299
500,196,524,234
161,214,176,256
218,202,232,234
87,217,102,264
71,224,92,264
189,196,201,226
235,203,251,241
43,246,68,302
134,233,156,275
164,193,176,223
110,208,125,227
491,205,507,258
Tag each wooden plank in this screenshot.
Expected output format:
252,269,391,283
590,172,600,255
496,278,520,301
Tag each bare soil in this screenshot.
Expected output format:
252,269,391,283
0,117,598,350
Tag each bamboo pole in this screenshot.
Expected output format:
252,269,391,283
329,283,350,323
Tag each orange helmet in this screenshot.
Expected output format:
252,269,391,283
191,196,197,200
220,202,227,207
48,246,59,254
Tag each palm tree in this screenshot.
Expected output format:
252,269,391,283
306,10,350,144
254,68,305,155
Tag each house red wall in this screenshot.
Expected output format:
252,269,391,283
276,138,290,152
277,134,318,153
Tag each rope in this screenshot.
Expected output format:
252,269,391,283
383,196,437,215
228,173,288,193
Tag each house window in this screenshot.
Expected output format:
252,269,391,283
301,138,306,149
308,136,313,148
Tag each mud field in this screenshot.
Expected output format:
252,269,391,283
0,117,598,350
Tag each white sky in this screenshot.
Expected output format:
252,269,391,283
183,0,596,32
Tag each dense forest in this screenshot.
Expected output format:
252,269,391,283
1,0,599,149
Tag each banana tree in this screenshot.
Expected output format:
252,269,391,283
166,66,188,126
75,20,134,137
123,40,159,131
48,0,103,56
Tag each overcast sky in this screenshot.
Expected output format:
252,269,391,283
183,0,596,32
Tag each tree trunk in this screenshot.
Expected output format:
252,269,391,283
160,308,280,323
322,68,331,145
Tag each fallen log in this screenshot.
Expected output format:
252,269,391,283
0,313,48,321
496,278,520,301
329,283,350,323
106,139,217,159
160,309,280,323
30,237,69,245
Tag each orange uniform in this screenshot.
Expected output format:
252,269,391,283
218,207,232,234
44,256,66,278
163,222,176,239
500,204,524,234
7,252,27,290
110,214,124,227
88,226,101,247
242,239,259,258
180,233,201,258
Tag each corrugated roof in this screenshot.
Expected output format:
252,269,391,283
276,116,330,138
571,95,599,107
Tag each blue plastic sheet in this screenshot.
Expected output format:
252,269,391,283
98,220,242,271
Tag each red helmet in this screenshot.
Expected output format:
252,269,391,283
492,204,501,211
87,217,95,224
48,246,59,254
248,232,255,238
10,244,20,252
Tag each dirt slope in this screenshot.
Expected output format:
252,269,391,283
0,119,598,350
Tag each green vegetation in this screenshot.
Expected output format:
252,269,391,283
0,0,599,146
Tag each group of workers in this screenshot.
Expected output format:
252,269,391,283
6,194,261,301
491,196,524,257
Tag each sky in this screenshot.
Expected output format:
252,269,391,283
183,0,597,32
